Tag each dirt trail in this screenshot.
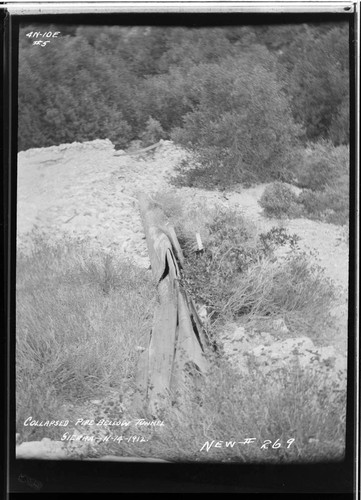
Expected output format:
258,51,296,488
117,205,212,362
17,139,184,267
17,139,349,352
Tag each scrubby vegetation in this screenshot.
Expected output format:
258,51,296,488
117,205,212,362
153,192,337,343
19,23,349,155
16,229,345,461
89,359,346,463
19,22,350,224
259,144,349,225
17,20,349,462
170,56,301,187
259,182,301,218
296,143,350,225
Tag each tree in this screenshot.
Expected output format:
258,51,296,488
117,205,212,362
172,52,302,187
158,27,235,72
18,31,134,150
286,24,349,143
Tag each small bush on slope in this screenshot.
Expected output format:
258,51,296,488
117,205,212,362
153,191,335,341
140,117,167,147
259,182,301,218
259,143,349,225
298,168,349,226
295,142,349,192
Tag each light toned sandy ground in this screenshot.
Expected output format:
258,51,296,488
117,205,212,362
17,140,349,283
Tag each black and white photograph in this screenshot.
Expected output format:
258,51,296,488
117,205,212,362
6,0,357,490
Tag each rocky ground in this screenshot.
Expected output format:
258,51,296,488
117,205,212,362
16,139,350,460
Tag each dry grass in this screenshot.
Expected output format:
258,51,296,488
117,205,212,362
16,233,155,442
67,355,346,463
16,224,345,462
153,191,337,343
221,252,337,340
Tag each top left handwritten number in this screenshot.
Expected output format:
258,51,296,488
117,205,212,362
26,31,61,47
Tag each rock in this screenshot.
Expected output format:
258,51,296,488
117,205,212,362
220,321,347,392
250,336,314,362
16,439,171,462
258,332,274,344
271,318,289,334
248,336,347,389
16,439,69,460
197,304,209,323
231,326,246,341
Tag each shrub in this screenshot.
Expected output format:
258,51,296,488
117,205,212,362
297,189,325,217
178,208,262,312
322,186,349,225
223,252,336,338
156,199,337,345
112,120,133,150
259,226,300,252
329,98,349,146
18,35,137,151
135,68,192,133
298,186,349,226
296,143,349,226
287,25,349,143
272,142,351,225
140,117,167,147
298,156,333,192
295,141,349,192
149,196,333,338
171,55,302,189
259,182,300,218
174,203,331,331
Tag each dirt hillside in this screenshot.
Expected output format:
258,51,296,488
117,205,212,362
17,139,349,354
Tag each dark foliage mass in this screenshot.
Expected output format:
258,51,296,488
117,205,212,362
19,22,349,186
